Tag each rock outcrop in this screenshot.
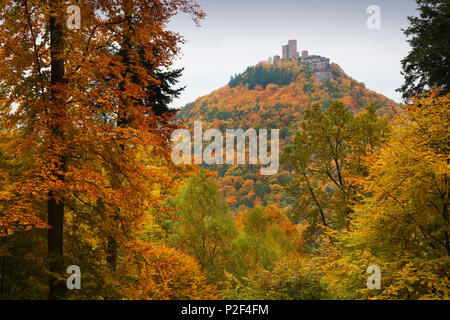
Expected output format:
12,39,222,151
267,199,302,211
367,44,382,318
301,55,332,83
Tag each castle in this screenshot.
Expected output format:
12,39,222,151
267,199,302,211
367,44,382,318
268,40,332,83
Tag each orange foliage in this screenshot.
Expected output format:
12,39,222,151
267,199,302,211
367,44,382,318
120,242,218,300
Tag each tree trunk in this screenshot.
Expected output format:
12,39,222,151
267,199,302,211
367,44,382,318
48,1,66,300
106,236,118,273
105,0,133,276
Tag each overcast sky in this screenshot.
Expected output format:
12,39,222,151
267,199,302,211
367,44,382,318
168,0,418,108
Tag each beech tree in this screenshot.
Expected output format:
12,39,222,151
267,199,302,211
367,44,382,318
319,91,449,299
0,0,204,299
281,102,389,246
170,170,237,281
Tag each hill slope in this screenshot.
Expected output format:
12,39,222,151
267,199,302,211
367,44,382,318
177,58,399,210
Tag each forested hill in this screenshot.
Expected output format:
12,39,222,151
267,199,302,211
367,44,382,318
176,58,400,210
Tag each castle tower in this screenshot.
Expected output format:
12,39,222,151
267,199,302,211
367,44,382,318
273,55,280,64
288,40,299,59
282,45,289,60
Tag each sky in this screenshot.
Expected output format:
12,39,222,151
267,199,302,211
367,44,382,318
168,0,418,108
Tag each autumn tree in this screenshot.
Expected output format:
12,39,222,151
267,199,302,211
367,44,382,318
319,91,449,299
230,205,299,278
103,0,188,276
170,170,237,282
222,255,328,300
0,0,204,299
118,242,218,300
281,102,389,246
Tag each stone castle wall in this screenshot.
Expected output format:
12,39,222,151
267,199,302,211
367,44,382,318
268,40,332,83
302,55,332,83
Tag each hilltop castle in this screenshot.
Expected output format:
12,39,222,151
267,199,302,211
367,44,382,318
268,40,332,83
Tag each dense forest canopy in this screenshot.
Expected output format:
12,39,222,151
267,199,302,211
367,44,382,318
0,0,448,301
229,60,308,89
178,59,399,211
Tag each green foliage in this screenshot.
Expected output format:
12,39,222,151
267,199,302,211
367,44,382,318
221,255,329,300
229,62,303,90
318,92,450,300
228,206,297,278
170,170,237,281
282,102,390,246
0,232,47,299
399,0,450,98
